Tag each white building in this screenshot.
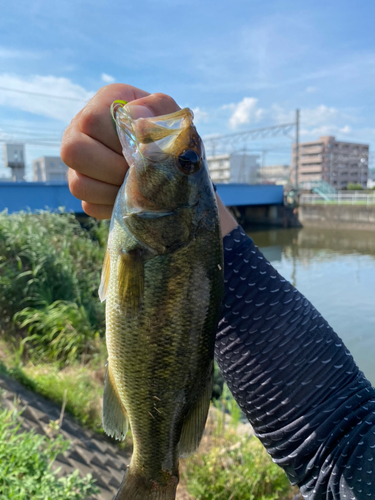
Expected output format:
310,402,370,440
207,152,260,184
33,156,68,182
258,164,291,185
3,143,25,181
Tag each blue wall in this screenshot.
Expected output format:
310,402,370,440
216,183,283,206
0,182,284,214
0,182,84,214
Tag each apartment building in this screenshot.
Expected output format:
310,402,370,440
292,136,369,189
207,152,260,184
33,156,68,182
258,164,290,185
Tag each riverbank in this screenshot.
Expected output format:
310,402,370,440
298,204,375,231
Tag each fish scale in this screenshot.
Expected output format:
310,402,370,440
100,105,223,500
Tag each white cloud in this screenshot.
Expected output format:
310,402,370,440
340,125,351,134
101,73,115,83
300,124,355,139
0,74,94,123
306,86,317,93
270,103,357,131
228,97,264,129
0,47,41,60
191,107,208,123
301,105,341,127
270,104,295,124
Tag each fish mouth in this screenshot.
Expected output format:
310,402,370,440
113,105,201,163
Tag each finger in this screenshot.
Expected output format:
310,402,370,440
76,84,151,154
126,93,181,119
77,89,181,154
62,127,127,186
81,201,113,220
68,169,120,205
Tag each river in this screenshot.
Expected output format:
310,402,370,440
247,227,375,386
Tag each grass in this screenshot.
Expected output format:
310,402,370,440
0,340,105,433
22,363,104,432
180,404,299,500
0,210,108,365
184,435,293,500
0,406,99,499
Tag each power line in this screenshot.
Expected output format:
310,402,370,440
204,122,295,156
0,139,61,147
0,86,89,102
0,131,63,139
0,123,65,133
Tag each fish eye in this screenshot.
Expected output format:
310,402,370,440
177,149,201,174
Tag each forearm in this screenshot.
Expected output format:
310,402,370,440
215,194,238,237
216,226,375,499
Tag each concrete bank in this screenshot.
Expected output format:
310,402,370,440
299,204,375,231
233,205,302,229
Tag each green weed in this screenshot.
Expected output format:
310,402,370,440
22,363,104,432
184,434,293,500
0,406,99,499
0,210,108,364
14,301,101,364
0,356,104,433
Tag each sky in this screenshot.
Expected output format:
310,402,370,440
1,0,375,179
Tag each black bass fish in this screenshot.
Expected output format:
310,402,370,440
99,101,223,500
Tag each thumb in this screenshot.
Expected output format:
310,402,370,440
125,103,155,120
125,93,180,120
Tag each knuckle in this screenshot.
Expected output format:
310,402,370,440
68,171,86,200
82,201,109,220
153,93,178,110
78,102,99,136
81,201,94,217
61,129,80,168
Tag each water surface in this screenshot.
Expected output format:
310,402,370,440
248,227,375,385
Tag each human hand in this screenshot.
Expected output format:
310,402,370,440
61,83,237,235
61,84,179,219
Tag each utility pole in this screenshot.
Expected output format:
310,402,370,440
295,109,299,188
262,149,267,168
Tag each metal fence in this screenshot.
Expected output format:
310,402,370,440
300,192,375,206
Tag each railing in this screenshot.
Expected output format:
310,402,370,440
300,192,375,206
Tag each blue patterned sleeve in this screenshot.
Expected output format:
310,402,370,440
215,226,375,500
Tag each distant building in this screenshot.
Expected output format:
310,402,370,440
3,143,25,181
292,136,369,189
33,156,68,182
258,164,290,185
207,152,260,184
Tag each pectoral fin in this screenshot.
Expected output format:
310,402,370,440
98,249,110,302
118,249,144,313
178,364,213,458
102,365,129,441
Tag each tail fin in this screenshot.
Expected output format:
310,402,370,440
114,468,178,500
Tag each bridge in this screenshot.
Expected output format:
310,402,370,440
0,182,284,214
